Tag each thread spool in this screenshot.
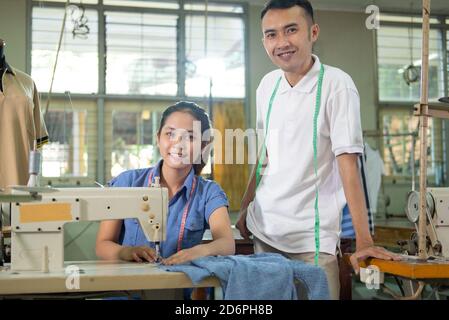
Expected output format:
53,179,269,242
27,150,41,187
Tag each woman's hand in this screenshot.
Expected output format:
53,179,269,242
118,246,158,263
162,246,205,265
162,206,235,266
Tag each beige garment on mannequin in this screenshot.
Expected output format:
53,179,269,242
0,63,48,189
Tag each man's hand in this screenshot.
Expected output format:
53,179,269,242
350,245,402,274
236,207,252,240
162,246,205,265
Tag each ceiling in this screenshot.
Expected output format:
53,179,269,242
246,0,449,15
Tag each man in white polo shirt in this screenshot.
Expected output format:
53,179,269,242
236,0,401,299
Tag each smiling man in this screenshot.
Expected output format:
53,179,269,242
236,0,401,299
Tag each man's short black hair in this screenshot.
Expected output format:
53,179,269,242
261,0,314,23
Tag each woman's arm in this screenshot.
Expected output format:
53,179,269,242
202,206,236,256
96,220,156,262
163,206,235,265
95,220,123,260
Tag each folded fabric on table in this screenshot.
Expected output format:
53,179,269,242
162,252,329,300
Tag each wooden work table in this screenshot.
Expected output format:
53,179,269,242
0,220,436,298
361,257,449,280
365,219,449,281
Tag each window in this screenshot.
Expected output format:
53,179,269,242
105,12,178,95
447,31,449,90
42,109,89,177
184,1,244,13
31,7,99,94
31,2,246,99
33,0,98,4
379,15,440,24
39,97,98,182
380,110,444,183
111,110,160,177
104,0,179,9
376,14,448,184
185,15,245,98
30,1,247,183
377,24,445,102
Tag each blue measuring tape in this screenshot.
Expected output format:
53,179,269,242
255,64,325,266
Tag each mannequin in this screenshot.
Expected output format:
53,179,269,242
0,38,49,189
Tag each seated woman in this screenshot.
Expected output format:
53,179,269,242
96,101,235,265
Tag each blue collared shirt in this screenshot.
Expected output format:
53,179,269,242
108,160,229,258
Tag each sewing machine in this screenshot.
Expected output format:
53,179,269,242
1,184,168,272
405,188,449,259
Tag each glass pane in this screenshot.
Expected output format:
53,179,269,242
33,0,98,4
380,111,444,182
447,35,449,97
42,110,89,177
31,6,98,94
184,1,244,13
185,15,245,98
377,26,444,102
111,111,160,177
105,12,178,96
103,0,179,9
380,14,439,24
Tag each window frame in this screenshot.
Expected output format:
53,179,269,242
375,13,449,183
27,0,249,184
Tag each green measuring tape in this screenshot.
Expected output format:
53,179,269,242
255,64,325,266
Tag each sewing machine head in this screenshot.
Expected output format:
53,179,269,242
1,186,168,271
405,188,449,258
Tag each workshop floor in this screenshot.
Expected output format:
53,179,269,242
352,277,449,300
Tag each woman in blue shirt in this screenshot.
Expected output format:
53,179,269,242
96,101,235,265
